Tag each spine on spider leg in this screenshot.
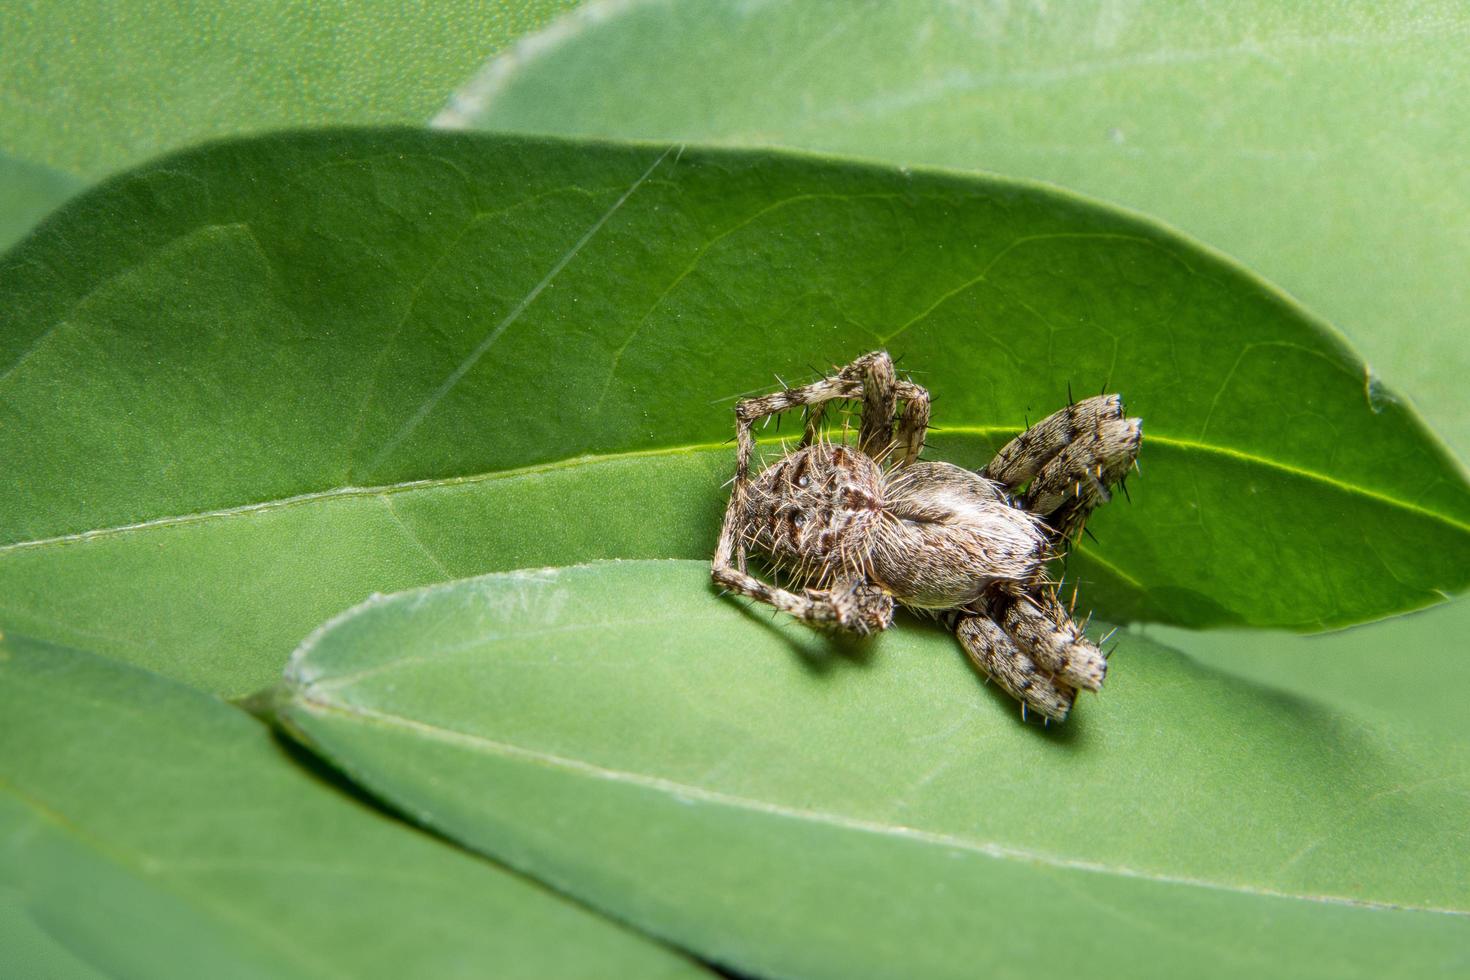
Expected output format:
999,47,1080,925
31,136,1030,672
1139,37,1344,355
998,592,1107,692
952,613,1076,722
850,350,898,460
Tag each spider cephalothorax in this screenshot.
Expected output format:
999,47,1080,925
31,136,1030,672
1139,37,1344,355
712,351,1142,722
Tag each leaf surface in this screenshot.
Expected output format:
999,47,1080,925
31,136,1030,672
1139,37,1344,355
2,129,1466,695
1143,593,1470,742
448,0,1470,457
276,560,1470,980
0,152,79,252
0,632,703,980
435,2,1470,811
0,887,105,980
0,0,580,180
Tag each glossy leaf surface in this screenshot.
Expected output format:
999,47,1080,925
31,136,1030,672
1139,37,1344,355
450,0,1470,457
0,632,702,979
277,560,1470,980
2,129,1466,696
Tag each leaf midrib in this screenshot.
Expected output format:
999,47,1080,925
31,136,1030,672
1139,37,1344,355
4,428,1466,556
290,691,1470,919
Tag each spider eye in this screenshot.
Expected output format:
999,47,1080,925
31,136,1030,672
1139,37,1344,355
791,512,806,527
797,475,810,487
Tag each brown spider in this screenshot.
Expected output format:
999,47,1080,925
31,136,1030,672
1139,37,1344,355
711,351,1142,722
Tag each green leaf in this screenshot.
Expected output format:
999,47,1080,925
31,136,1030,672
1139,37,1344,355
0,152,80,253
0,887,105,980
2,129,1466,697
0,0,580,179
0,632,704,980
275,560,1470,980
445,0,1470,458
1141,593,1470,742
433,5,1470,869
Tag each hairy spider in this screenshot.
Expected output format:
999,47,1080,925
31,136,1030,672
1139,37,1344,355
711,351,1142,722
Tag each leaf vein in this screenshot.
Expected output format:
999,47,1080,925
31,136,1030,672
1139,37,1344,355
291,696,1470,919
592,190,903,420
4,426,1465,555
878,231,1175,347
363,146,675,473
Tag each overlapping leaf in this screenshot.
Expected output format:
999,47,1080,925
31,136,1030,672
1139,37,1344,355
448,0,1470,458
0,632,703,979
275,560,1470,980
2,129,1466,697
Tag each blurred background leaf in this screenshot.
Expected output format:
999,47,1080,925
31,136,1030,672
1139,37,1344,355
0,153,80,253
0,0,579,246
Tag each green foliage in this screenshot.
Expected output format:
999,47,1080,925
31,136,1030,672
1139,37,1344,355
3,3,1469,976
455,0,1470,459
0,1,577,250
0,0,580,180
0,153,79,252
276,560,1470,979
0,633,703,978
2,130,1464,700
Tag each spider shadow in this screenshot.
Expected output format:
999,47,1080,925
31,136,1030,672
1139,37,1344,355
721,587,1090,744
895,614,1090,748
964,651,1089,748
723,588,882,675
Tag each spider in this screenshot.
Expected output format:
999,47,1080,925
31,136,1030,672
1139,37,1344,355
711,351,1142,722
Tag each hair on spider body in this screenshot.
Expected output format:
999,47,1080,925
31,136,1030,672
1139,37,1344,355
711,350,1142,723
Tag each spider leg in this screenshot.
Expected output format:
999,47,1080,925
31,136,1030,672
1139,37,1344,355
831,350,932,466
713,370,896,635
1023,417,1142,541
982,394,1141,541
712,563,893,634
729,366,869,483
953,613,1075,721
983,395,1132,490
840,351,898,460
992,592,1107,692
800,402,829,448
772,351,927,467
892,379,931,468
737,373,863,459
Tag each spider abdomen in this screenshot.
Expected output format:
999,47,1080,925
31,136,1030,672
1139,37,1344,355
874,462,1049,608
